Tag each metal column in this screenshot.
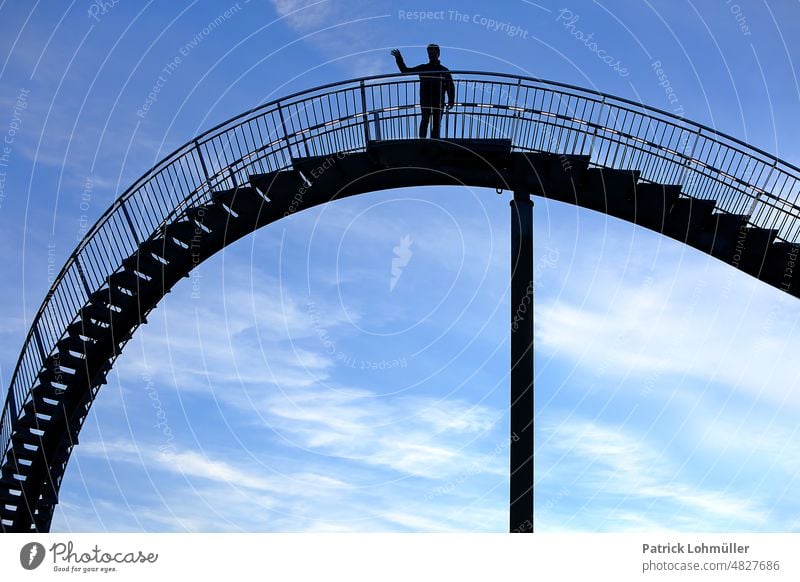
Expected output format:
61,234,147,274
509,190,534,533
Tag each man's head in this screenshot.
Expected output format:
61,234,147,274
427,44,441,61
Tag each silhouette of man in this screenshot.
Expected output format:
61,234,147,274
391,45,455,139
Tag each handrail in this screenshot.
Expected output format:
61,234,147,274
3,71,800,468
156,70,800,175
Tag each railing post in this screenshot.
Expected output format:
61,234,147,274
74,256,92,296
276,102,293,158
748,160,778,219
360,80,371,145
510,78,523,145
32,323,48,362
4,393,17,434
678,127,702,195
586,96,607,161
194,140,211,183
119,201,141,245
372,111,382,141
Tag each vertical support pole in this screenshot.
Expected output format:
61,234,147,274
372,111,383,141
194,140,210,183
510,189,534,533
119,202,141,246
360,80,371,145
276,103,293,161
74,256,93,296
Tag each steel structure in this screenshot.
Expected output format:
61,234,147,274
3,71,800,532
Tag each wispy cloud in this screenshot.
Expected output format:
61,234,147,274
80,439,351,495
270,0,393,75
536,219,800,409
272,0,336,31
59,430,507,532
56,239,510,531
114,257,506,481
260,385,502,479
537,419,769,531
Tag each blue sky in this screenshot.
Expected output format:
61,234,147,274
1,0,800,532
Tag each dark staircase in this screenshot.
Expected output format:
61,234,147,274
1,138,795,531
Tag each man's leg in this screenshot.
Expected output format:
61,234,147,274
430,106,443,139
419,107,431,138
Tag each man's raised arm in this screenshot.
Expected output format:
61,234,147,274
390,49,424,73
390,49,408,72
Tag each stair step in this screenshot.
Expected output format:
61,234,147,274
11,431,42,449
762,242,800,293
512,152,590,200
632,183,682,231
0,484,23,505
0,465,24,479
163,220,202,246
37,364,72,386
211,187,270,217
290,154,377,194
10,443,39,463
80,302,114,325
30,382,66,401
89,286,137,309
366,138,513,171
108,269,146,292
23,397,59,416
185,204,233,232
15,412,49,432
57,335,92,355
1,505,23,520
46,352,80,374
67,318,108,340
0,503,27,533
738,227,780,276
0,477,24,490
664,196,716,242
140,237,192,265
121,250,165,274
286,145,513,198
578,168,639,218
0,476,23,491
693,213,749,257
51,349,85,372
164,216,228,261
2,453,30,486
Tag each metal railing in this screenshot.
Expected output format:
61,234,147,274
3,71,800,466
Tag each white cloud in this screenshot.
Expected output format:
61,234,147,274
59,244,510,531
270,0,392,75
272,0,336,31
537,419,769,531
61,432,507,532
260,385,504,479
685,410,800,483
536,221,800,409
79,439,351,495
56,187,800,533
